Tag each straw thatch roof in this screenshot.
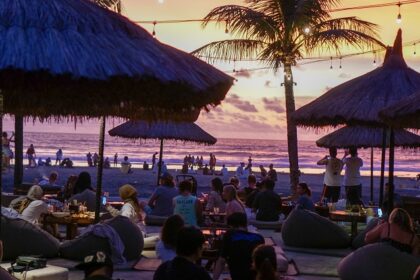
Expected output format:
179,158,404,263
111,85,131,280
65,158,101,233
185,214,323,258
293,29,420,127
316,126,420,149
108,121,217,145
379,92,420,129
0,0,233,120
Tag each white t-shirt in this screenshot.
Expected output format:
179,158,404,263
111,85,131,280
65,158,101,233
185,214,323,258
343,157,363,186
323,158,343,186
21,200,48,224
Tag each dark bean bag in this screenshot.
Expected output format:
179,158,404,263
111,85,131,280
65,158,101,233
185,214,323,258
351,217,380,249
281,208,350,248
338,243,420,280
60,216,144,261
0,217,60,260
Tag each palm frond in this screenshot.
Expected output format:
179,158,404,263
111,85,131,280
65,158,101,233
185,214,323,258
315,17,382,39
93,0,121,13
191,39,266,63
202,5,278,41
305,29,385,55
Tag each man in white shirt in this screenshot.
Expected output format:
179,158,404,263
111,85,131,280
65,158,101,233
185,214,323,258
220,164,228,177
342,147,363,204
20,185,48,224
317,147,343,203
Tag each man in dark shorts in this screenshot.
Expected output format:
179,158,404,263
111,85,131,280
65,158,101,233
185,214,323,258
212,212,265,280
317,147,343,203
154,227,211,280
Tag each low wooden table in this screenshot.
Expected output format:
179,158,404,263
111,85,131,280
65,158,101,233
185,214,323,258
41,212,95,240
329,210,367,239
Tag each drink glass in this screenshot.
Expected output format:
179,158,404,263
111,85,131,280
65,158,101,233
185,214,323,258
213,207,219,214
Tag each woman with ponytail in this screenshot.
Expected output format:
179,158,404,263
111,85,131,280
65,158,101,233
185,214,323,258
252,245,280,280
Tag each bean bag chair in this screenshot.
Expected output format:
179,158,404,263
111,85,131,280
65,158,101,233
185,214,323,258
338,243,420,280
60,216,144,261
248,219,282,230
281,208,350,248
351,217,380,249
0,217,60,260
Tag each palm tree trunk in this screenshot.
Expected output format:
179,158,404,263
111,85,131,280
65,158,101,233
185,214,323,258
283,62,300,192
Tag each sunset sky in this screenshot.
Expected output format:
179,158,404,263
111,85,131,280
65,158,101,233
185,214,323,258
5,0,420,140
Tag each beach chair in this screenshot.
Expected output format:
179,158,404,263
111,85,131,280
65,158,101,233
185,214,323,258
176,175,197,195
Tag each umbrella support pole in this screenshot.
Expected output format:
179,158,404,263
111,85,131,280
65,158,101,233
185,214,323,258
379,128,387,207
0,94,3,232
387,128,395,215
95,117,106,223
156,139,164,186
14,116,23,190
370,147,374,203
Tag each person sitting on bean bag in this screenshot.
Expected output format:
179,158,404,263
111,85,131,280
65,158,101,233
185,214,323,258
365,208,419,256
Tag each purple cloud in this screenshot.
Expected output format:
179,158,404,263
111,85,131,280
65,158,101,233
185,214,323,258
225,94,258,113
262,97,285,113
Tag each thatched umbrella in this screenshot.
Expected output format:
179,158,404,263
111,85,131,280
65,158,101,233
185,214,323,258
0,0,233,224
316,126,420,201
379,92,420,129
108,121,217,185
293,29,420,213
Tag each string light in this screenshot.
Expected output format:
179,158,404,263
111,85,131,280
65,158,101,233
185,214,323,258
304,27,311,34
233,59,236,73
396,2,402,24
152,21,157,38
330,57,333,69
339,57,343,69
414,43,417,55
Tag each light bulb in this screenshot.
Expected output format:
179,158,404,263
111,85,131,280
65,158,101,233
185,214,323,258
396,13,402,24
304,27,310,34
158,0,164,4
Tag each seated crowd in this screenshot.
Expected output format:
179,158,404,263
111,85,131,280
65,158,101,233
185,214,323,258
1,164,419,280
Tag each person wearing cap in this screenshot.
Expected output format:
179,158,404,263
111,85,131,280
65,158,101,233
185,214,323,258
107,184,160,249
106,184,144,224
9,185,48,224
148,172,179,217
154,227,211,280
75,251,113,280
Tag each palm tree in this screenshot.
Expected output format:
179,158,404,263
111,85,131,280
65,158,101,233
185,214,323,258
94,0,121,13
192,0,384,192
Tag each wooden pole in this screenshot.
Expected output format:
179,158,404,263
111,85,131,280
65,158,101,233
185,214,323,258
95,117,106,223
0,94,3,233
156,139,164,186
379,128,387,207
387,128,395,216
370,147,374,203
14,116,23,190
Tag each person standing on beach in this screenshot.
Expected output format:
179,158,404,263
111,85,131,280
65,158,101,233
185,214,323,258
26,144,36,167
267,164,277,182
86,152,93,167
152,152,158,168
342,147,363,205
114,153,118,167
2,132,14,168
93,153,99,167
55,148,63,166
317,147,343,203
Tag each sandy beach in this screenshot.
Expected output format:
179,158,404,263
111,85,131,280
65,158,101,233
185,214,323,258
2,165,419,202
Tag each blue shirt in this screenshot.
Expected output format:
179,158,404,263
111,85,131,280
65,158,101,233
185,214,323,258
173,194,197,227
296,194,315,211
150,186,179,216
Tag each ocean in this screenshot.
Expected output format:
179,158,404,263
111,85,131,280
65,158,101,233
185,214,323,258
16,132,420,178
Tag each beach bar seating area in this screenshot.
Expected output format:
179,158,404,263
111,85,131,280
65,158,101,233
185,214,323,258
0,0,420,280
